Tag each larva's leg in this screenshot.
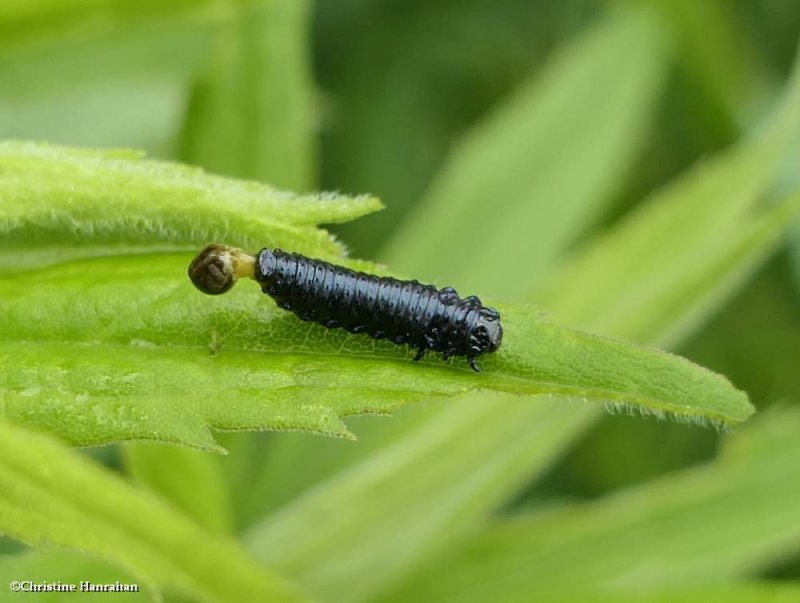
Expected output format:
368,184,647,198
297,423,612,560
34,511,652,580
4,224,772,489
413,348,426,362
468,357,480,372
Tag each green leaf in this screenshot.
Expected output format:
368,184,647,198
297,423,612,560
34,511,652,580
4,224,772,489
180,0,316,191
605,584,800,603
377,407,800,603
0,0,257,56
685,257,800,405
538,44,800,345
390,582,800,603
537,583,800,603
0,19,210,156
124,443,232,534
541,189,800,348
647,0,771,136
130,0,317,526
0,419,308,603
245,397,596,603
241,25,800,603
0,550,155,601
0,252,752,449
381,5,672,298
0,141,380,270
240,0,677,524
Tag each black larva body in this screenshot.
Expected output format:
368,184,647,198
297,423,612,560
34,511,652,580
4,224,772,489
255,249,502,371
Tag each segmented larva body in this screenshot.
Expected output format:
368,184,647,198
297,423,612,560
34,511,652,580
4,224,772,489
188,244,502,371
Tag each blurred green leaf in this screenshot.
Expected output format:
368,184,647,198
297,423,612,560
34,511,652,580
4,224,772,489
0,419,308,603
683,254,800,405
398,582,800,603
123,0,317,517
0,21,210,156
241,1,676,520
594,583,800,603
382,5,672,298
241,24,800,603
541,190,800,348
322,1,597,257
180,0,315,190
124,444,232,534
0,550,155,601
0,78,187,159
0,141,380,270
245,396,596,603
378,406,800,603
0,0,258,56
647,0,772,138
1,252,751,448
538,45,800,345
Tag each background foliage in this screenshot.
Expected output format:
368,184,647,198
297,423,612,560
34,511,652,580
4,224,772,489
1,0,800,602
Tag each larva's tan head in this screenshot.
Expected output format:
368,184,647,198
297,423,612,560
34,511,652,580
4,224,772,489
188,244,255,295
